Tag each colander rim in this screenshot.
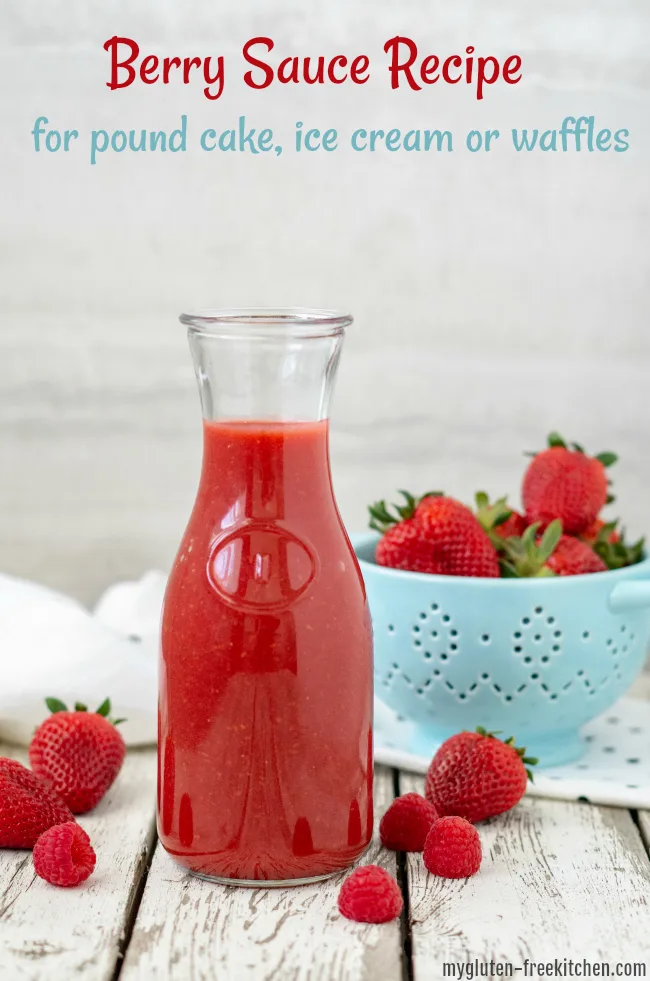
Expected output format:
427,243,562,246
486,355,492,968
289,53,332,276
352,531,650,588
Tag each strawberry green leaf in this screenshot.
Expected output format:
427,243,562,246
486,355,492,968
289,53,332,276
593,524,645,571
497,520,561,578
74,702,88,713
475,493,513,547
571,442,585,454
596,452,618,468
476,728,537,779
45,697,68,714
368,500,395,533
395,490,418,520
368,490,442,533
111,717,127,726
492,512,512,528
536,520,563,564
499,561,520,578
547,432,567,449
96,698,111,717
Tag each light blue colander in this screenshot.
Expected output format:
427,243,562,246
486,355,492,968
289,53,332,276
353,532,650,766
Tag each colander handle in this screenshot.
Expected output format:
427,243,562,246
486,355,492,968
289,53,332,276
608,581,650,612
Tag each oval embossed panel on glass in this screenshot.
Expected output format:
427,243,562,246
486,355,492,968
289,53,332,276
159,309,373,886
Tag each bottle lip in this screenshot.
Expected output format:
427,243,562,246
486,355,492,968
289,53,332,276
180,307,352,339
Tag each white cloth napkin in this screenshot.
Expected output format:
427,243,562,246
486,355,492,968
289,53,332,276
0,571,166,747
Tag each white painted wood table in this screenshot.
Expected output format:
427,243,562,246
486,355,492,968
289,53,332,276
1,747,650,981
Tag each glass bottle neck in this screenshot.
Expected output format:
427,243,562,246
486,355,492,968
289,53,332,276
183,309,349,424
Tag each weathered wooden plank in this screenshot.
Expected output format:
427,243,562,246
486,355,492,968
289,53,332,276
121,765,401,981
400,773,650,979
637,810,650,857
0,745,156,981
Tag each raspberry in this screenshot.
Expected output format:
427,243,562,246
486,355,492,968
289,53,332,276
338,865,403,923
33,822,96,887
379,793,439,852
423,816,482,879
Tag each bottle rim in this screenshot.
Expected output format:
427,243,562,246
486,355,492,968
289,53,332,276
180,307,352,339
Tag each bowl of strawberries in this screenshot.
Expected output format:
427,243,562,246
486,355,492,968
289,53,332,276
354,433,650,766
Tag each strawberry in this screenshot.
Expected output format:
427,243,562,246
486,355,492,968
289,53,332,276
522,432,616,535
29,698,126,814
0,758,73,848
425,727,536,823
475,492,527,543
375,517,442,574
499,521,607,578
546,535,608,576
580,519,620,546
580,519,645,571
370,492,500,578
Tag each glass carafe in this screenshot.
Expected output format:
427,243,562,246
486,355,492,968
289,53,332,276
158,309,374,885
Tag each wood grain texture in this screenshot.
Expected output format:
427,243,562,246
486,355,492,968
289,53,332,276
120,765,401,981
637,811,650,857
400,773,650,979
0,745,156,981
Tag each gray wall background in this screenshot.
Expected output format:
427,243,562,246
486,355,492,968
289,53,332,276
1,1,648,602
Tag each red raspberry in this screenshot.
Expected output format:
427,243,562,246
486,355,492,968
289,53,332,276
423,816,482,879
33,822,96,887
338,865,403,923
379,793,439,852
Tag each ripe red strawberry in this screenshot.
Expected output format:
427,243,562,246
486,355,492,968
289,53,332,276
580,519,620,546
375,518,441,573
423,816,482,878
522,432,616,535
579,520,645,571
425,728,536,823
379,793,439,852
370,491,500,578
0,758,73,848
33,822,96,887
29,698,126,814
545,535,607,576
338,865,403,923
414,497,500,577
